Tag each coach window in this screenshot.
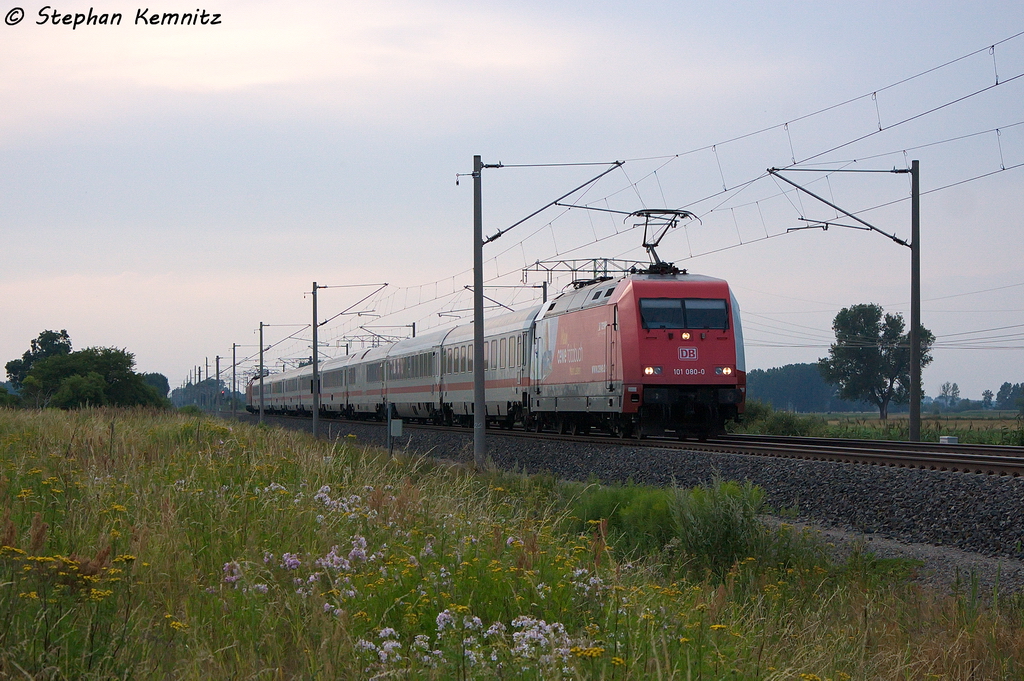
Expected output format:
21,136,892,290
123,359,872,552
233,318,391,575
469,344,474,372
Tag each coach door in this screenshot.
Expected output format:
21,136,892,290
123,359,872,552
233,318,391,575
606,305,618,387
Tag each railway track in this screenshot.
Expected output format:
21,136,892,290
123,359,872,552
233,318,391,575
239,413,1024,477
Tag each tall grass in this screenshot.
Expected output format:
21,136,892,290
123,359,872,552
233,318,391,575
1,407,1023,679
733,400,1024,445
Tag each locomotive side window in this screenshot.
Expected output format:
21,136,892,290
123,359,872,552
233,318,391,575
639,298,729,330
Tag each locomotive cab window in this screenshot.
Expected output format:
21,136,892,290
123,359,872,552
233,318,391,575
639,298,729,330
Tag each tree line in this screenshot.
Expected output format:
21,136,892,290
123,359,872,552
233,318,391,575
751,303,1021,417
2,330,170,409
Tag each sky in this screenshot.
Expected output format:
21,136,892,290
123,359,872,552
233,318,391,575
1,0,1022,400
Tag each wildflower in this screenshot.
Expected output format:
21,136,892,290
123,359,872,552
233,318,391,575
223,561,243,584
679,636,691,643
611,656,625,666
281,553,301,570
799,675,823,681
436,610,455,632
252,583,269,594
710,624,727,631
316,546,351,572
378,639,402,662
484,621,507,638
348,536,368,563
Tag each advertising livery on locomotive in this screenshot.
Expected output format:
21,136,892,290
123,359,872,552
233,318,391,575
247,268,745,439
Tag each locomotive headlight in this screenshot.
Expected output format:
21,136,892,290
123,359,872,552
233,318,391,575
680,332,691,340
643,366,663,376
715,366,734,376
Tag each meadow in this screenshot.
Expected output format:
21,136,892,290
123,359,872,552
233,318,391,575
1,407,1023,679
732,401,1024,445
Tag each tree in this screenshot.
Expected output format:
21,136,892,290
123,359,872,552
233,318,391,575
818,303,934,420
745,363,874,412
982,390,994,409
996,382,1023,410
141,373,170,398
0,385,20,408
938,381,953,407
5,330,72,389
21,347,168,409
938,381,960,408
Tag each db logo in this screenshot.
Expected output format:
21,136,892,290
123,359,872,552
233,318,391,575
678,347,698,361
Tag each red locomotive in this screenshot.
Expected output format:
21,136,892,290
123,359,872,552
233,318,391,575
248,264,745,439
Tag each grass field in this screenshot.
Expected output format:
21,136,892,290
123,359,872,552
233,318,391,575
2,407,1023,679
732,402,1024,445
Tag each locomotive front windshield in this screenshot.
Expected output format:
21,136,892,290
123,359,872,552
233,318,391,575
639,298,729,330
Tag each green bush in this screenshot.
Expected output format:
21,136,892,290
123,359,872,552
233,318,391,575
731,399,826,436
670,478,766,577
566,483,676,557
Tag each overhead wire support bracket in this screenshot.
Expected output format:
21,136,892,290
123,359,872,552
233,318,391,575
789,217,872,233
483,161,624,245
768,163,922,443
463,285,515,312
768,168,910,247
